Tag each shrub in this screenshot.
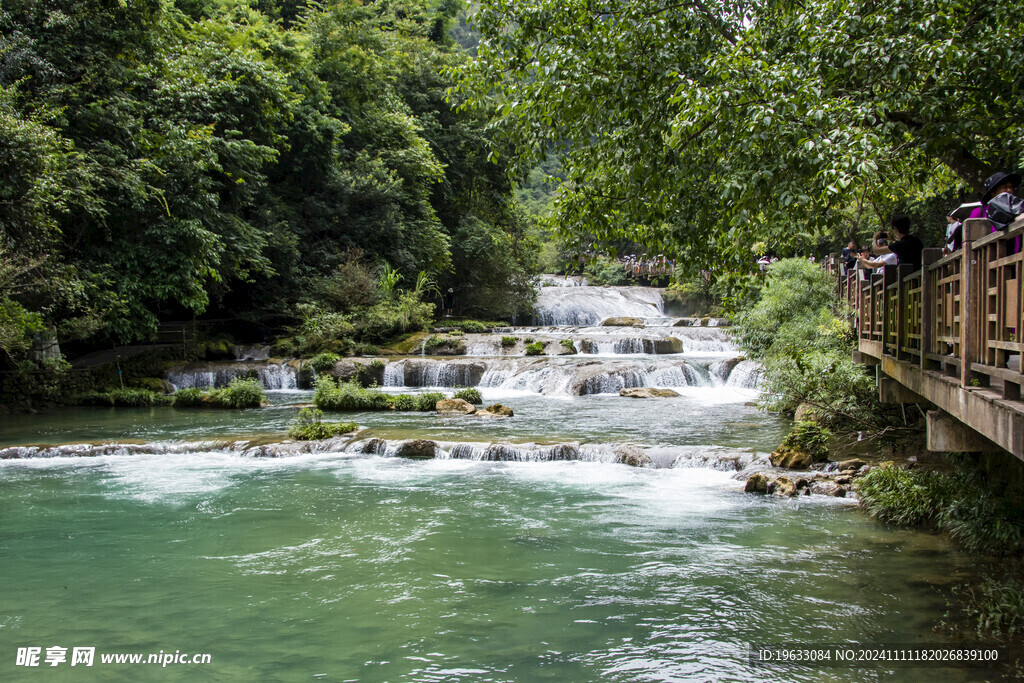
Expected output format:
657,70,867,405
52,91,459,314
948,571,1024,640
501,336,517,347
424,335,447,352
453,387,482,404
369,359,386,370
523,337,535,344
525,341,545,356
288,408,358,441
172,378,265,409
858,463,1024,555
389,394,416,411
449,320,492,333
79,388,171,407
414,392,447,411
310,352,341,373
313,377,443,412
350,342,379,356
560,339,577,353
778,420,831,461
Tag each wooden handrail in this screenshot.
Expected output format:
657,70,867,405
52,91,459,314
837,214,1024,399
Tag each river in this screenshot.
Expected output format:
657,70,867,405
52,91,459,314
0,282,984,681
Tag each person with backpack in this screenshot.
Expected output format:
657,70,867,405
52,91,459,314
969,171,1023,229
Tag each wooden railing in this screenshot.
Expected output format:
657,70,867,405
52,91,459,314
839,216,1024,398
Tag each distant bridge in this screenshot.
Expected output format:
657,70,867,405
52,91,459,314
829,216,1024,460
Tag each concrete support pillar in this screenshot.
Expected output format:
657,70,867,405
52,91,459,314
927,410,992,452
877,367,923,403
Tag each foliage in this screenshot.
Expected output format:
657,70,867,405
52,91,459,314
559,339,577,353
0,0,536,354
582,257,630,286
457,0,1024,272
947,570,1024,641
78,388,171,407
778,421,832,462
524,341,545,356
312,376,444,412
453,387,482,404
172,378,265,409
734,258,882,427
309,353,341,374
858,463,1024,556
288,407,357,441
440,319,495,333
500,336,517,347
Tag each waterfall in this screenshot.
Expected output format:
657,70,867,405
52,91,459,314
533,285,665,326
725,360,763,389
166,362,298,391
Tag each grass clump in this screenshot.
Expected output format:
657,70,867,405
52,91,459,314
310,352,341,373
947,570,1024,641
288,408,357,441
560,339,577,353
172,378,265,409
858,462,1024,555
453,387,482,404
525,341,545,356
313,376,446,412
501,336,517,347
79,388,171,407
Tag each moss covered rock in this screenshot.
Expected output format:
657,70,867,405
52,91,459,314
436,398,477,415
395,439,439,459
745,472,770,494
479,404,514,417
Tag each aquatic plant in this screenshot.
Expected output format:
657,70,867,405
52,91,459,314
525,341,545,356
172,378,265,409
858,463,1024,555
288,408,357,441
501,336,517,347
453,388,482,405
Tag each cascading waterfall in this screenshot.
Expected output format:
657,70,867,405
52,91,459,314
724,360,763,389
167,362,298,390
533,285,665,326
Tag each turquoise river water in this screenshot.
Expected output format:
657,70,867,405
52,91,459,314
0,284,997,681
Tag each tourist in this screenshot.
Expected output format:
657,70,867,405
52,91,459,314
969,171,1021,223
944,212,963,254
840,241,860,273
872,216,923,270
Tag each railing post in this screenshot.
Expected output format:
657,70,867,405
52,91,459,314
882,267,896,355
920,248,942,371
961,219,988,387
895,264,911,360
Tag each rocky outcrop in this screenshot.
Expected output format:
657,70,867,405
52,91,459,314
479,404,514,417
395,439,439,459
602,317,644,327
794,403,822,423
613,445,652,467
619,387,681,398
435,398,477,415
767,476,797,496
744,472,770,494
361,438,388,455
651,337,683,354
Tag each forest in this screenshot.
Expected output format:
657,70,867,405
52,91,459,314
0,0,539,368
3,0,1023,365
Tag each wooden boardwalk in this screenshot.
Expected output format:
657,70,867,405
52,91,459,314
832,216,1024,460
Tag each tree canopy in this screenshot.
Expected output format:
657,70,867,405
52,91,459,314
457,0,1024,269
0,0,536,360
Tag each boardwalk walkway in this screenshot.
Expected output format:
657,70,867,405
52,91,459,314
833,215,1024,460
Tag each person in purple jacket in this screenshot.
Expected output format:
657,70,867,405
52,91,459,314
970,171,1021,221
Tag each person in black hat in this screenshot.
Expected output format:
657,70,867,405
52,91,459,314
969,171,1021,220
872,215,924,270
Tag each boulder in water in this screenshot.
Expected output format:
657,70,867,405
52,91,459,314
479,404,514,417
614,445,651,467
838,458,866,472
602,317,644,327
547,444,581,461
436,398,477,415
768,476,797,496
395,439,438,459
620,387,680,398
652,337,683,354
672,318,699,327
769,447,816,470
744,472,770,494
361,438,388,455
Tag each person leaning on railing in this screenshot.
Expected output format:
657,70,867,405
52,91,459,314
855,232,897,273
870,215,924,270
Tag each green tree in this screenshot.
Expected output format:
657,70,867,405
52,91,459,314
457,0,1024,270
